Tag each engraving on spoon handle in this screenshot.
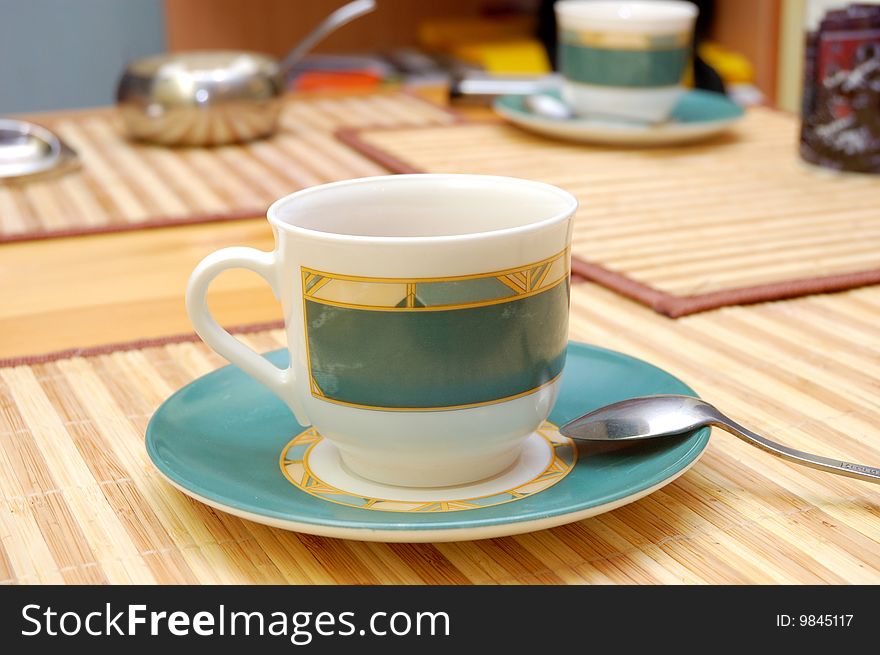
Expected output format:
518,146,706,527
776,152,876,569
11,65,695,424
712,418,880,484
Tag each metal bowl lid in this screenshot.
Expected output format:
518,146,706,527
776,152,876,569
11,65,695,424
123,50,280,82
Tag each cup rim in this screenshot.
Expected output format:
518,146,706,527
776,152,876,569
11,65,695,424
555,0,698,24
266,174,578,245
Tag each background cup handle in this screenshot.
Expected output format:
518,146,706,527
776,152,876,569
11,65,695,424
185,246,309,425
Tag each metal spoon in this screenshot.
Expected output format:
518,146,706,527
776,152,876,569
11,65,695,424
560,395,880,484
524,93,573,121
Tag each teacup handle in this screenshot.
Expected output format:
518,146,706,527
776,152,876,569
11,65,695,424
186,247,309,425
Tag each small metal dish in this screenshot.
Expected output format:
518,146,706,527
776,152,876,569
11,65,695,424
0,119,78,183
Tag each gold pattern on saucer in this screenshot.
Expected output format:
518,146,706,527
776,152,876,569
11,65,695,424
279,421,577,513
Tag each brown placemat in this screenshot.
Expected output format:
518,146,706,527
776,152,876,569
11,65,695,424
0,91,456,244
338,108,880,317
0,281,877,583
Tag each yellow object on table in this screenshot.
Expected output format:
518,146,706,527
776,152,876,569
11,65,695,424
699,41,755,84
419,15,550,74
454,39,551,74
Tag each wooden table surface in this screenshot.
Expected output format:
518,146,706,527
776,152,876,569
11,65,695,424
0,218,279,358
1,92,877,584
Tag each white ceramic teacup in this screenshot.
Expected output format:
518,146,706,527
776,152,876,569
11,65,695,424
555,0,698,123
187,175,577,487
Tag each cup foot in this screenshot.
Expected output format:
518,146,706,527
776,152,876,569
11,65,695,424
338,443,525,488
299,430,560,501
562,82,683,124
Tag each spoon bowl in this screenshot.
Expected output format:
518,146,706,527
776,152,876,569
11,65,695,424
560,395,717,441
524,93,573,121
561,394,880,484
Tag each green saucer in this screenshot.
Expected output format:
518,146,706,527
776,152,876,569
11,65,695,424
494,89,745,146
146,342,710,542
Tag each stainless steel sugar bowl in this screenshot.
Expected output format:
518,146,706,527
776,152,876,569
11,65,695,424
116,51,285,147
115,0,376,147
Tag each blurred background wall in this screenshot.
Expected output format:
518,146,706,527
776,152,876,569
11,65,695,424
0,0,165,113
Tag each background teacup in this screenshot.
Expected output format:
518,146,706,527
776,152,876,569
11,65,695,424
555,0,699,123
187,175,577,487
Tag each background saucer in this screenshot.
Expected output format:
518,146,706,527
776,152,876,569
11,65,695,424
493,89,745,146
146,342,710,542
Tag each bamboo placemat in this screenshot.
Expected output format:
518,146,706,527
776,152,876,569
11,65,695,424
338,108,880,317
1,284,877,584
0,91,455,243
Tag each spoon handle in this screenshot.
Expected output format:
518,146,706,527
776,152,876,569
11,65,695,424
712,417,880,484
279,0,376,77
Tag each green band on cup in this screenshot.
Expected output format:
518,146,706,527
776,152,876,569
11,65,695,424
559,43,690,88
302,253,570,410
